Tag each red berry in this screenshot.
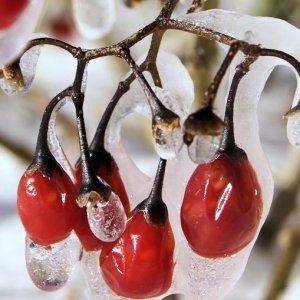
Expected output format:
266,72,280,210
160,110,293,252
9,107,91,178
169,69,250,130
73,157,130,252
17,168,76,245
181,150,263,258
0,0,29,30
100,211,175,298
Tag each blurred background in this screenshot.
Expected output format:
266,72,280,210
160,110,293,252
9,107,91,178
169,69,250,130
1,0,300,299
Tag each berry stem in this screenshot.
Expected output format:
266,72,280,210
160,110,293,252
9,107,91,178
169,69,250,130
134,158,168,225
203,42,240,108
220,56,257,152
30,87,72,176
72,60,111,205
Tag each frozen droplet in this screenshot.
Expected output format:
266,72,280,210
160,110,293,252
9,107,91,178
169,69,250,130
0,33,45,95
25,234,81,291
72,0,115,39
287,113,300,146
188,134,221,164
87,191,126,242
154,126,183,160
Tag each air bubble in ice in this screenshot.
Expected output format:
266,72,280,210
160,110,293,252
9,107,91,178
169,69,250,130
188,134,221,164
25,234,81,291
87,191,126,242
287,113,300,146
72,0,115,39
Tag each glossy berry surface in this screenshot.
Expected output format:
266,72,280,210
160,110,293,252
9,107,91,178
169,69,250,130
73,158,130,251
100,211,175,299
181,150,263,258
0,0,29,30
17,168,75,245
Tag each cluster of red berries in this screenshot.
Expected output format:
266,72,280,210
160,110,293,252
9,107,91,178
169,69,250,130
2,1,264,299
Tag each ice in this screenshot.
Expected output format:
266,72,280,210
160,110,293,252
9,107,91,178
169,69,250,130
0,33,45,95
87,191,127,242
25,233,81,291
72,0,115,39
0,0,44,66
80,250,122,300
106,51,194,152
287,113,300,146
188,134,220,164
47,96,75,182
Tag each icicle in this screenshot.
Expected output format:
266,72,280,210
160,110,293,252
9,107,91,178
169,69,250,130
86,190,127,242
72,0,115,39
25,234,81,291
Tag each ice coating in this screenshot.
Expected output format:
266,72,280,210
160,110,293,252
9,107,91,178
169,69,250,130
0,33,45,95
72,0,115,39
0,0,44,66
106,51,194,147
47,96,75,182
177,9,300,148
100,10,300,300
25,234,81,291
87,191,127,242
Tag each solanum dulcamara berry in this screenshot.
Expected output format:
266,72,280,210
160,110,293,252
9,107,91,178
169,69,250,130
17,166,76,246
181,148,263,258
100,210,175,299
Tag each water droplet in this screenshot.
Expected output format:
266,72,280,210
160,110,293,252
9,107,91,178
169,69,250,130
25,234,81,291
87,191,127,242
188,134,220,164
287,114,300,146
